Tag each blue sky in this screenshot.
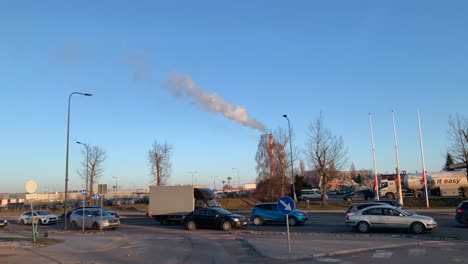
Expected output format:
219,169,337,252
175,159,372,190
1,1,467,193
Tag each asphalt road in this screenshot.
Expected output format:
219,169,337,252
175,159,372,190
115,211,466,240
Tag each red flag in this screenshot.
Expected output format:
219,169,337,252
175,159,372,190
373,175,378,190
422,171,426,184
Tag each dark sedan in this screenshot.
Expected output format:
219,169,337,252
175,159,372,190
344,189,376,202
183,207,248,231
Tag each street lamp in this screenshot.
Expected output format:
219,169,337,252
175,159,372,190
282,114,297,202
232,168,240,189
213,176,218,190
64,92,92,230
113,176,118,197
187,172,198,186
76,141,89,206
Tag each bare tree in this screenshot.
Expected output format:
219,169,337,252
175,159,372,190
448,114,468,178
148,141,173,186
78,145,106,205
305,113,348,206
254,127,298,201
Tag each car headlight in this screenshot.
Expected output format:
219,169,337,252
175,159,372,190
232,218,240,222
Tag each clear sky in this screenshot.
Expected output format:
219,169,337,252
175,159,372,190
1,1,467,193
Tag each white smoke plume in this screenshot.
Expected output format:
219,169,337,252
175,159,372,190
167,72,266,132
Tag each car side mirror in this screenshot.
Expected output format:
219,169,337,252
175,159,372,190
87,214,93,218
215,214,220,218
399,213,404,217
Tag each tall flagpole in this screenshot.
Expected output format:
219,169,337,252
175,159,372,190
417,109,430,208
369,113,380,200
392,111,403,206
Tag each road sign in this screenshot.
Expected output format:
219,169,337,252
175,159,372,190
93,189,98,194
82,190,88,196
92,194,99,200
277,196,295,215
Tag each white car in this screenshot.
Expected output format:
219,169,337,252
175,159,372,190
299,189,328,201
18,210,59,225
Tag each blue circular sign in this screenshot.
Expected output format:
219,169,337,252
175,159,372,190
277,196,295,215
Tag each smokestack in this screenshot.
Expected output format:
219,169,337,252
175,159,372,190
269,134,275,177
167,73,266,132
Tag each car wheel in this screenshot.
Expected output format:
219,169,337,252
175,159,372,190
385,193,395,199
414,191,423,199
20,219,25,225
357,221,370,233
92,222,99,231
221,221,232,231
71,221,79,230
410,222,425,234
186,220,196,231
252,216,263,226
288,217,298,226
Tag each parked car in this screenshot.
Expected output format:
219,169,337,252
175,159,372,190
455,200,468,227
250,202,308,226
299,189,327,201
18,210,59,225
346,204,437,234
0,218,7,228
69,208,120,230
343,189,375,202
183,207,248,231
65,206,119,219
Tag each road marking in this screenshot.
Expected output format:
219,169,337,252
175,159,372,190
372,250,393,259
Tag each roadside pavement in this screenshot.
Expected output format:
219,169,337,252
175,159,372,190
0,227,452,263
238,232,445,260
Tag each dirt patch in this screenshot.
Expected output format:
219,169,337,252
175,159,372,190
0,237,63,248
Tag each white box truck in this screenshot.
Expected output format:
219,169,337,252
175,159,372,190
147,185,219,225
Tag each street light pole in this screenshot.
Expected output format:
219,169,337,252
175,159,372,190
76,141,89,206
188,172,198,186
213,176,218,190
64,92,92,230
232,168,240,189
283,114,297,202
113,176,117,198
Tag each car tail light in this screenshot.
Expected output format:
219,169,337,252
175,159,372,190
457,209,465,214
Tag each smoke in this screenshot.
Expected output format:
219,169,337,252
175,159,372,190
167,72,266,132
121,50,151,82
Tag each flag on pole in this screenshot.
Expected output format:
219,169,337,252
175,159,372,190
373,175,378,191
421,170,426,184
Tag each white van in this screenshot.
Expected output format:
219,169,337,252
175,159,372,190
299,189,325,201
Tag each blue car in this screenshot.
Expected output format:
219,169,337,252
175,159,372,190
250,202,308,226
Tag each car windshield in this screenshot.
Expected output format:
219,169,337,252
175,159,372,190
35,211,50,215
212,208,232,215
89,210,110,217
398,209,413,216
